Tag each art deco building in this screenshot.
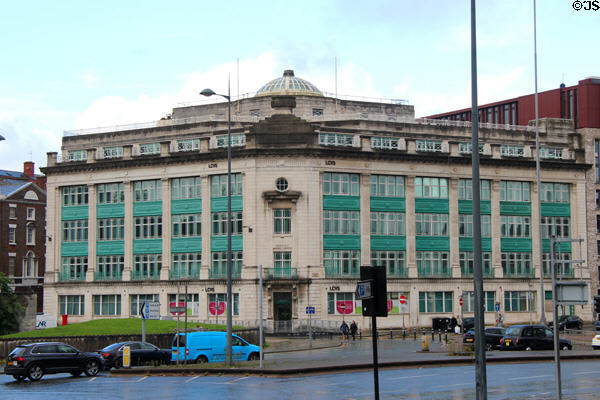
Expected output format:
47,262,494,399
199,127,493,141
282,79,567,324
42,70,590,329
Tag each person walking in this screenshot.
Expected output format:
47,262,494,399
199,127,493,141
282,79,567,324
350,320,358,341
340,320,350,342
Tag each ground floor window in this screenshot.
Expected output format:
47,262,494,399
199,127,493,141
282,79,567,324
327,292,359,315
418,291,453,313
130,294,159,316
93,294,121,316
168,293,200,316
207,293,239,316
504,291,536,312
388,292,409,314
59,295,85,315
463,291,495,312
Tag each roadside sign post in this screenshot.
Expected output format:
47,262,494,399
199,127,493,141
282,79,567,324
123,345,131,368
306,306,315,348
459,295,464,334
399,295,406,329
139,301,160,343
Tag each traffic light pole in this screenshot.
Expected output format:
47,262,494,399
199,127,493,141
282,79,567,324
371,313,379,400
551,237,562,400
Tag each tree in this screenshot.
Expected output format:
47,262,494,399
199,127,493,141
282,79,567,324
0,272,24,335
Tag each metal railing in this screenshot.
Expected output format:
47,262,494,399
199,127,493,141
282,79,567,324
416,117,536,132
130,268,161,281
169,268,201,280
324,266,360,278
58,270,86,282
502,269,535,278
209,268,242,279
94,270,122,281
264,267,297,279
417,267,452,278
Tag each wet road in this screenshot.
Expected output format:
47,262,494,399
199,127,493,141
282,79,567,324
1,360,599,399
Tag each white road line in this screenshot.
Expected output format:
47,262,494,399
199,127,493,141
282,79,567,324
226,376,249,384
185,376,200,383
390,373,440,380
88,377,97,382
431,382,471,389
574,371,600,375
135,376,148,382
509,374,552,381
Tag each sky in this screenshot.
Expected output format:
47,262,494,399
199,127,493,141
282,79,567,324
1,0,598,174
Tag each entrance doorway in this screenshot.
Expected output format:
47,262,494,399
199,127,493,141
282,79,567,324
273,292,292,332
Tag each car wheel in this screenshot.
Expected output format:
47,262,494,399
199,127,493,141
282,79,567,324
84,359,100,377
115,358,123,369
27,364,44,381
561,344,570,351
248,352,260,361
12,375,25,382
525,346,533,351
578,324,583,330
485,344,493,352
195,355,208,364
70,370,82,377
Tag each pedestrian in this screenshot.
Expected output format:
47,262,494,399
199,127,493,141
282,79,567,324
450,315,458,332
350,320,358,341
340,320,349,342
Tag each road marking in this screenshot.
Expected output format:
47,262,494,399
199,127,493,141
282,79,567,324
509,375,552,381
390,373,440,380
89,377,97,382
432,382,471,389
574,371,600,375
185,376,200,383
227,376,249,384
135,376,148,382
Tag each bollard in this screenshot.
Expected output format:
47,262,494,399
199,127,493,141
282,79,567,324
414,329,417,340
445,333,448,344
390,329,393,339
439,332,442,342
421,336,430,352
403,329,406,340
359,331,362,340
431,330,434,341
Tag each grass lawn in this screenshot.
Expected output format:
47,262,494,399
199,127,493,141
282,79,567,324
1,319,228,339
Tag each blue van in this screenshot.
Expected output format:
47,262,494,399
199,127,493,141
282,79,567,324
171,332,261,363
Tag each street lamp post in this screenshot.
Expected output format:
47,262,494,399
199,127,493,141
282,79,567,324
201,80,233,366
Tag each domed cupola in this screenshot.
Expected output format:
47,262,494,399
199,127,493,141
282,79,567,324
255,70,323,97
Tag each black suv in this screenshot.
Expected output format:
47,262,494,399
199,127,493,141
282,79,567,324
500,325,572,351
550,315,583,331
5,342,104,381
463,327,506,350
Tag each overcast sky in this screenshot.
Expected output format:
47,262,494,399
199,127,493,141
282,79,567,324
1,0,598,174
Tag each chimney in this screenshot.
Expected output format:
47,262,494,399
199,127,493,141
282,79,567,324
24,161,35,179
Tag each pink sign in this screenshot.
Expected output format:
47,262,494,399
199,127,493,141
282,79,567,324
208,301,226,316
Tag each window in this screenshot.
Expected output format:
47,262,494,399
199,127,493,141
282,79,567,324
130,294,159,316
540,183,569,203
62,220,88,242
103,146,123,159
319,133,354,147
134,216,162,239
216,134,245,148
416,251,450,277
211,174,243,197
8,225,16,245
62,185,89,206
370,175,404,197
208,293,239,316
597,190,600,207
371,136,400,150
93,295,121,316
139,142,160,155
97,183,124,204
371,212,405,235
172,214,201,237
323,173,359,196
327,292,356,315
96,255,124,280
500,145,524,157
324,250,360,277
419,292,453,313
8,256,15,276
171,253,201,279
27,208,35,220
542,252,572,278
134,180,162,202
275,177,288,192
60,257,88,281
541,216,570,239
459,214,491,237
502,252,532,277
463,291,495,312
26,223,35,245
9,204,16,219
274,251,291,271
212,212,243,235
274,208,291,234
499,181,530,202
323,210,360,234
371,251,406,277
598,215,600,233
540,147,563,159
177,139,200,152
415,213,448,236
132,254,162,280
500,216,531,237
504,291,535,312
97,218,124,241
67,150,87,162
171,177,202,200
415,140,442,152
460,252,492,277
59,295,85,316
211,251,243,279
312,108,323,117
250,109,260,117
414,177,448,199
458,142,484,155
23,251,37,277
458,179,491,201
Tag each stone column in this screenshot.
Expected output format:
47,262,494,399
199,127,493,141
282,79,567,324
161,178,171,280
123,181,132,281
201,175,211,280
449,178,461,278
491,179,502,278
405,176,417,278
87,184,97,282
360,173,371,266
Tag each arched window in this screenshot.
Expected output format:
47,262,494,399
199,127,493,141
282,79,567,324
23,251,37,277
26,223,36,245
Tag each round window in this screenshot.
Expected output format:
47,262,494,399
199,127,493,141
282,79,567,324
275,177,289,192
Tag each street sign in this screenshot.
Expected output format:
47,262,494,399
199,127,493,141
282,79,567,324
494,302,500,312
140,302,160,320
459,297,463,307
169,306,187,314
305,306,315,314
356,280,373,300
399,295,406,305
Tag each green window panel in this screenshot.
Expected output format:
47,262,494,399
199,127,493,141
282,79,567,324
97,204,125,218
540,203,570,217
458,237,492,252
499,201,531,216
370,197,405,212
96,241,125,256
500,238,532,252
414,198,449,213
61,206,89,220
61,242,89,257
323,195,360,210
210,235,243,252
211,196,243,212
415,236,450,251
541,240,571,253
457,200,491,215
133,201,162,216
172,237,203,253
133,239,163,254
323,235,361,250
172,199,203,215
370,236,406,251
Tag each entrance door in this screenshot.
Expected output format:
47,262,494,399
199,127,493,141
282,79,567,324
273,292,292,332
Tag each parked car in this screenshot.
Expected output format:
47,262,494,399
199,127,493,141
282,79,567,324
548,315,583,330
172,331,260,363
500,325,572,351
462,327,506,350
98,341,171,369
595,320,600,332
462,317,475,332
4,342,103,382
592,333,600,349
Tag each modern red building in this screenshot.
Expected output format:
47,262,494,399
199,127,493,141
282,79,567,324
427,77,600,129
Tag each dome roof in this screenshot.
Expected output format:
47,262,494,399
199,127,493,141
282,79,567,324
256,70,323,97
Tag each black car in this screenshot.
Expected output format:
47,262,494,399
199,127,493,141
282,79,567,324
5,342,103,381
462,317,475,332
549,315,583,330
500,324,572,351
462,327,506,350
98,341,171,369
595,320,600,332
